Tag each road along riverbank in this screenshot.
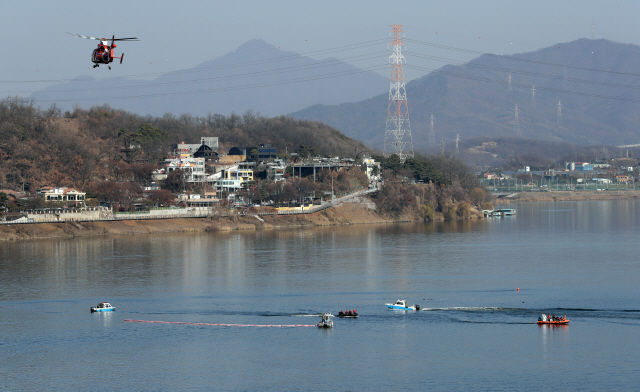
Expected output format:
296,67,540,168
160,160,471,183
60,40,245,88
495,190,640,203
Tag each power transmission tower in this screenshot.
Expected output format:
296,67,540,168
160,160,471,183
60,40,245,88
508,73,512,91
557,100,562,124
428,113,436,147
531,85,536,108
514,104,521,135
383,24,414,161
591,23,597,39
440,139,445,155
455,134,460,155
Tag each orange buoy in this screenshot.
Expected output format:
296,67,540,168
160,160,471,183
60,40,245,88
517,288,520,291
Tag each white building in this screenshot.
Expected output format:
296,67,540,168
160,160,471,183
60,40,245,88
164,157,207,183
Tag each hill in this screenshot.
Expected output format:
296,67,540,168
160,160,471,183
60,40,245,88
30,39,387,117
291,39,640,149
0,98,371,192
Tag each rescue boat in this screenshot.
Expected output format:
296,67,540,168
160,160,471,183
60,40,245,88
386,299,420,311
337,310,358,318
537,314,569,324
317,313,333,328
91,302,116,312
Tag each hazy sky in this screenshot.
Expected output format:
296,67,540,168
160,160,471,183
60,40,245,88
1,0,638,100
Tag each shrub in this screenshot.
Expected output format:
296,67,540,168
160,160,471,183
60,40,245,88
456,201,471,218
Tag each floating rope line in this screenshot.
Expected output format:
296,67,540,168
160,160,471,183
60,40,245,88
124,319,316,327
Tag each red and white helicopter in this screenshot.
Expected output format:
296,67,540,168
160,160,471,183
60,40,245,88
68,33,139,69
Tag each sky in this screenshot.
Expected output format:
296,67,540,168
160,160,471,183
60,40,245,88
1,0,639,102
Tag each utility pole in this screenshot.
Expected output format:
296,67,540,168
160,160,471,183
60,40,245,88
383,24,414,161
514,104,521,136
440,139,445,155
531,86,536,109
428,113,436,148
557,100,562,124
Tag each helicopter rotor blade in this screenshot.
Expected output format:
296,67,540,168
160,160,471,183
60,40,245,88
67,32,102,41
67,33,138,42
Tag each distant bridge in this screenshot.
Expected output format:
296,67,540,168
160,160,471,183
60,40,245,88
618,144,640,148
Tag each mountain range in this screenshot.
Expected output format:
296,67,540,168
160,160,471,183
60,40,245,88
30,39,387,117
30,38,640,149
291,38,640,149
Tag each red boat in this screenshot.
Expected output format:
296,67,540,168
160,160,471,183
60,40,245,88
538,314,569,324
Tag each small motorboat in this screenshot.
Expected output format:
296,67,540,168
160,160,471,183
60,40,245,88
91,302,116,312
385,299,420,311
317,313,333,328
537,314,569,325
337,310,359,318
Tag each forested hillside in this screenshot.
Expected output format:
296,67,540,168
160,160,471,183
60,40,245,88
0,97,371,192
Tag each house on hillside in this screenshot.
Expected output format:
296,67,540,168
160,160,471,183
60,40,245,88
361,158,381,180
39,187,86,204
174,137,219,157
266,160,286,182
163,157,206,183
214,166,254,194
219,147,247,164
193,144,218,161
257,144,277,161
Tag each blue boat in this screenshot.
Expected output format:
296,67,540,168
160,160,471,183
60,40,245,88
91,302,116,312
385,299,420,311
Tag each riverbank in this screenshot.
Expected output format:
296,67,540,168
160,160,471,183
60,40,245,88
496,190,640,203
0,201,429,241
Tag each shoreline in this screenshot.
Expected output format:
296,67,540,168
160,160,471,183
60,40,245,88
495,189,640,203
0,202,421,242
2,190,639,241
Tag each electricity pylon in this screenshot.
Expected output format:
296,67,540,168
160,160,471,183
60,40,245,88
383,24,414,161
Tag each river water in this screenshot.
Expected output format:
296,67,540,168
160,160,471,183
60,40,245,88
1,200,639,391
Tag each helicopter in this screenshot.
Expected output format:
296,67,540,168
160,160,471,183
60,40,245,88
68,33,139,69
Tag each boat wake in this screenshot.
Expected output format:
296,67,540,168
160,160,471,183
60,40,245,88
420,306,513,312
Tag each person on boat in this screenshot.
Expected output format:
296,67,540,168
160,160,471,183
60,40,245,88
353,309,357,315
552,314,556,321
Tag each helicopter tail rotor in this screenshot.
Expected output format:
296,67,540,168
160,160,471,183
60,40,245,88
120,53,124,64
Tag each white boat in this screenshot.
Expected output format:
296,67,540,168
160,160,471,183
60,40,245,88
385,299,420,311
492,208,516,217
317,313,333,328
91,302,116,312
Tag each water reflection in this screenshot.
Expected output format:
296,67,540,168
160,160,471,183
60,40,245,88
2,200,640,302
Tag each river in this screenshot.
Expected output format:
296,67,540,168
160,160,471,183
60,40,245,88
1,200,639,391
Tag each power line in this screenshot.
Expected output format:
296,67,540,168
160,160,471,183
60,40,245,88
32,64,389,103
408,52,640,91
0,38,389,84
404,38,640,78
10,51,386,95
404,64,640,104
